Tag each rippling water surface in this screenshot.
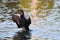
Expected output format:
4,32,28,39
0,0,60,40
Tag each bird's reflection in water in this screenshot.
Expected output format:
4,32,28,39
13,30,31,40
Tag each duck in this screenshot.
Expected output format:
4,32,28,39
12,10,31,31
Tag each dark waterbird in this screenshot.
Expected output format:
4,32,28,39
12,10,31,31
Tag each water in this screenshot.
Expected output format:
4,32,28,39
0,20,60,40
13,30,31,40
0,0,60,40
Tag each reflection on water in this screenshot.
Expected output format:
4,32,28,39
13,30,31,40
0,0,60,40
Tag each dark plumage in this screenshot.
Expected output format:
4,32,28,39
12,10,31,31
12,14,21,28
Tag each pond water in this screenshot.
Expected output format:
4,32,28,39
0,0,60,40
0,19,60,40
